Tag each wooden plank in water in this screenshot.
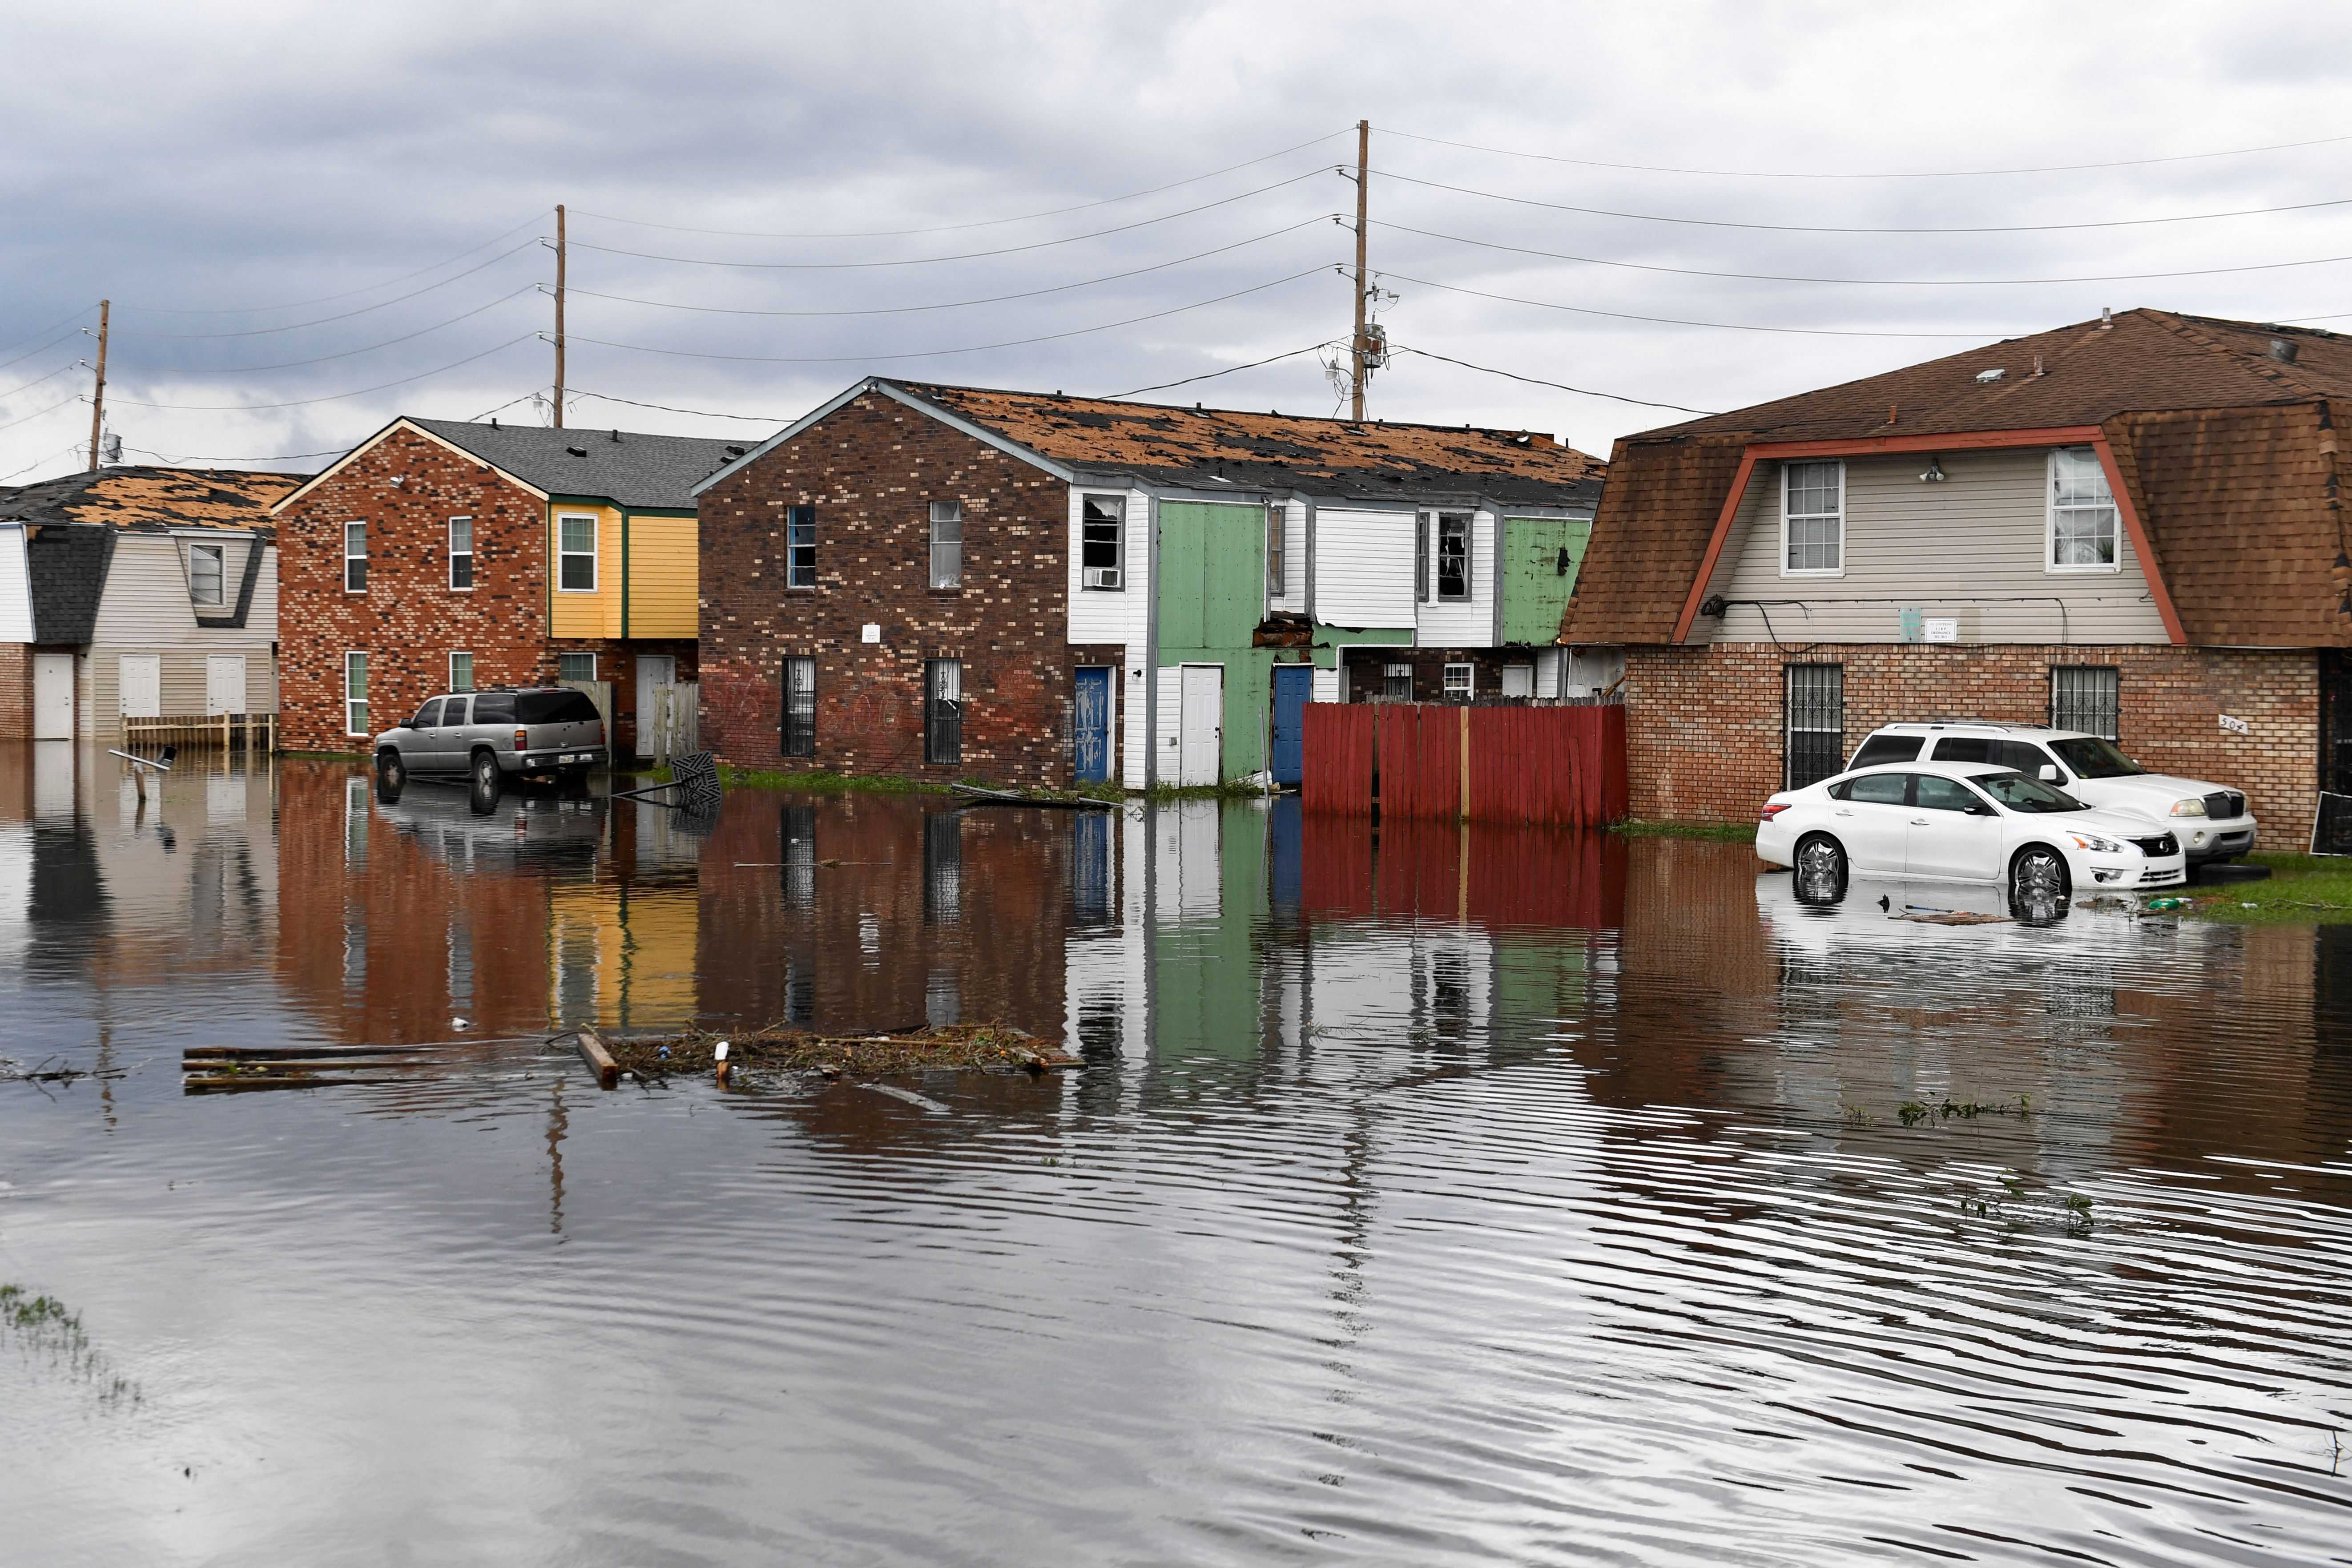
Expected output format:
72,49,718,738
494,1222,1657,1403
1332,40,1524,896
577,1028,620,1090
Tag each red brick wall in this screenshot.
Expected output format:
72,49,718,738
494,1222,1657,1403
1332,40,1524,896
0,642,30,738
698,392,1075,785
278,426,618,753
1624,641,2318,828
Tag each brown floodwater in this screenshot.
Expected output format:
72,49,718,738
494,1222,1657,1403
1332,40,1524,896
1,742,2348,1565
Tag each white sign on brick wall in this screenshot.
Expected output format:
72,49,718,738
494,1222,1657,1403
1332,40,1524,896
1922,617,1959,643
2219,713,2250,735
861,624,881,644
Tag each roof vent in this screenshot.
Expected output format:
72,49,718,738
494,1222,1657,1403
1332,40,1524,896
2271,336,2300,363
566,445,587,458
609,428,623,443
1975,367,2006,384
725,444,746,457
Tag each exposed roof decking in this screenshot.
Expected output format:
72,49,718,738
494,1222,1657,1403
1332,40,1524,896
0,466,300,532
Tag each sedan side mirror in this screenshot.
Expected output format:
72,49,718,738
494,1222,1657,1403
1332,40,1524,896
2038,765,2060,783
1966,802,1996,817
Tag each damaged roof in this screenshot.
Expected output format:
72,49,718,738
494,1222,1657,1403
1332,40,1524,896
890,380,1604,504
406,419,745,510
0,465,300,532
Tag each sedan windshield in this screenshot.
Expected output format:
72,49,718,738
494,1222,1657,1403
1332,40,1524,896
2050,736,2144,778
1975,771,2090,813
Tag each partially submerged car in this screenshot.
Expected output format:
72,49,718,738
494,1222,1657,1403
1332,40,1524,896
1847,722,2255,863
375,687,607,799
1757,760,2187,900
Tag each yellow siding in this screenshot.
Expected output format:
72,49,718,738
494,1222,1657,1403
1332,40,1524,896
548,503,624,639
626,515,699,638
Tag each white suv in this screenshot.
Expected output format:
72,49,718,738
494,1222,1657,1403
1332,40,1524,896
1846,722,2256,864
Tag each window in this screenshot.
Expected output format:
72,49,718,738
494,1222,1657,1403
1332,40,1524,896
1414,514,1430,602
471,692,516,724
558,652,596,683
449,516,474,590
1781,460,1843,576
344,651,369,735
449,652,475,693
558,514,597,591
1846,772,1908,805
411,698,444,730
2048,447,2118,571
1850,734,1923,768
517,689,601,725
1443,662,1474,698
1384,662,1413,701
786,505,816,589
1784,663,1845,789
1266,502,1285,596
781,656,816,758
1435,512,1471,601
344,522,367,593
442,696,470,725
2050,734,2144,779
189,543,225,607
1914,774,1985,813
928,501,963,590
924,658,962,765
1081,495,1124,589
2050,665,2121,739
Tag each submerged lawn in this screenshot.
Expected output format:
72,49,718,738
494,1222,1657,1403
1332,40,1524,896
2188,852,2352,923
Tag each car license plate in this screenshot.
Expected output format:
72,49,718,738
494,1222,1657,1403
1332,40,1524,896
563,753,586,763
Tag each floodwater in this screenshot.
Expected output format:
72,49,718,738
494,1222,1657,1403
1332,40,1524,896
2,743,2349,1568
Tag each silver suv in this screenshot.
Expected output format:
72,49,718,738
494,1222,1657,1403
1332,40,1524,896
374,687,607,797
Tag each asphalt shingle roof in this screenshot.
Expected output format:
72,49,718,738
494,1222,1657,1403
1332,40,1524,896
407,419,745,510
0,466,298,531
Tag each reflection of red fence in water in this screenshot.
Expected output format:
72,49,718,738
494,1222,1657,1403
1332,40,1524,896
1301,702,1625,826
1300,813,1627,928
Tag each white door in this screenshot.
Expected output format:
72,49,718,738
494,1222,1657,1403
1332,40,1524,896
206,654,247,716
118,655,161,722
636,654,676,759
33,653,74,738
1178,664,1222,786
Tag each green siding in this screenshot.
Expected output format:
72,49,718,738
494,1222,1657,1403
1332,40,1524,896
1157,501,1279,780
1500,516,1591,646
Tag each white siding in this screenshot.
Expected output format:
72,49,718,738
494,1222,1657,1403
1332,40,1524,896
1416,506,1497,648
1268,499,1307,614
1698,449,2169,645
0,526,32,642
1067,486,1150,646
1154,664,1184,781
1122,661,1151,791
1313,506,1416,627
81,533,280,735
1311,666,1341,703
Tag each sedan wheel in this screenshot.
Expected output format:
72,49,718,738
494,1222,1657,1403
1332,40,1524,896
2012,846,2069,901
1794,834,1847,903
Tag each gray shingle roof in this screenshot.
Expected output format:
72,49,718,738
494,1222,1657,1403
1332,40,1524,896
23,524,114,645
407,419,745,510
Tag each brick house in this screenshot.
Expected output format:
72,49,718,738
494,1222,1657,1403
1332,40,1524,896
1561,308,2352,831
273,418,739,756
693,377,1602,789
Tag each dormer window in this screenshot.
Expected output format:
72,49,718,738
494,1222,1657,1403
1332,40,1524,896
189,543,225,607
1781,460,1843,576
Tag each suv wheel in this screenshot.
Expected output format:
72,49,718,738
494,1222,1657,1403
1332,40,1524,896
471,748,502,802
375,749,406,790
2012,845,2070,901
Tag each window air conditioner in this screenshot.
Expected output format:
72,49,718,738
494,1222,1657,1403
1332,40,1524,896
1083,566,1122,589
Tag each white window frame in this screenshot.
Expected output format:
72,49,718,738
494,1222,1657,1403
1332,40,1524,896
557,513,598,593
1442,662,1475,698
557,652,597,683
448,651,475,693
1433,512,1473,602
189,542,226,607
2046,446,2121,574
1780,460,1844,577
1080,494,1125,589
343,521,367,594
1266,501,1285,598
344,651,369,736
928,501,963,590
449,516,474,592
786,505,818,589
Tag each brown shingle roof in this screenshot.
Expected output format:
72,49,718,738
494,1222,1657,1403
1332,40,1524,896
1564,310,2352,647
887,379,1605,506
0,466,302,532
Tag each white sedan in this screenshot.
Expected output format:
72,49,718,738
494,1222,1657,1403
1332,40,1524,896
1756,761,2187,900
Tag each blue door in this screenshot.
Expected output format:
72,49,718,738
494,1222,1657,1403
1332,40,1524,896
1074,666,1112,783
1270,665,1312,786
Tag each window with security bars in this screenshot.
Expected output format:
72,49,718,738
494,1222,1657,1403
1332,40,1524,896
2050,665,2120,739
1784,664,1845,789
781,656,816,757
924,658,962,764
1782,460,1843,575
928,502,962,589
1384,662,1413,701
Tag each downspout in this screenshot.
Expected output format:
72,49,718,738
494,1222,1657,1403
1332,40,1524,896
621,511,631,640
1144,492,1161,790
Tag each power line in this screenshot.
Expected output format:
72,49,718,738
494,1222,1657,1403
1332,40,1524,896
117,286,539,374
1389,344,1717,415
114,210,551,315
1377,124,2352,181
121,443,349,466
569,388,791,422
562,267,1332,364
0,393,84,434
562,218,1335,318
0,439,92,484
119,239,543,340
0,358,86,402
467,388,548,423
104,334,538,411
0,310,93,365
0,330,85,378
568,170,1333,271
1378,269,2016,338
1375,168,2352,235
1372,217,2352,288
1101,341,1344,399
576,128,1353,239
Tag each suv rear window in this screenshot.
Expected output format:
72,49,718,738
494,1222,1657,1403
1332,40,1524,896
471,692,516,724
518,690,601,726
1850,734,1922,767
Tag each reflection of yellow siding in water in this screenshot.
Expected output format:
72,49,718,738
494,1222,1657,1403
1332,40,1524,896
626,515,698,637
548,503,625,639
548,880,701,1030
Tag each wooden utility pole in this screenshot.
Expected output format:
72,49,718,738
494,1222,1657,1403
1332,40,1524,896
88,299,110,471
1350,121,1370,422
552,205,567,428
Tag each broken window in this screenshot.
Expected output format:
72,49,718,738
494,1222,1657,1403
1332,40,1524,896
925,658,963,764
786,505,817,588
1436,513,1471,601
1081,495,1124,589
929,502,963,589
781,656,816,758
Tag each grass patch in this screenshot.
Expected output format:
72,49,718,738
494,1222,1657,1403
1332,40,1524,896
2186,850,2352,923
718,766,955,795
1609,818,1756,842
1146,781,1272,801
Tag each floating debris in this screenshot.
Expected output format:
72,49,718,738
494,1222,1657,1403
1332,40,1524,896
863,1083,952,1114
599,1022,1076,1081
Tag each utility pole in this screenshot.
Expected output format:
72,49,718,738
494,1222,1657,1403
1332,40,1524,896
553,204,567,428
1350,120,1369,422
87,299,109,472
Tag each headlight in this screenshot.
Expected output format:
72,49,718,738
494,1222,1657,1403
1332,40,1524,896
2168,798,2207,817
2067,832,2123,854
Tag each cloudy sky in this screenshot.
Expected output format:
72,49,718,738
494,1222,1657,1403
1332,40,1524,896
4,0,2349,483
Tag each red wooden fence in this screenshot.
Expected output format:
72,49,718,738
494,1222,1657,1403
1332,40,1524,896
1301,702,1626,827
